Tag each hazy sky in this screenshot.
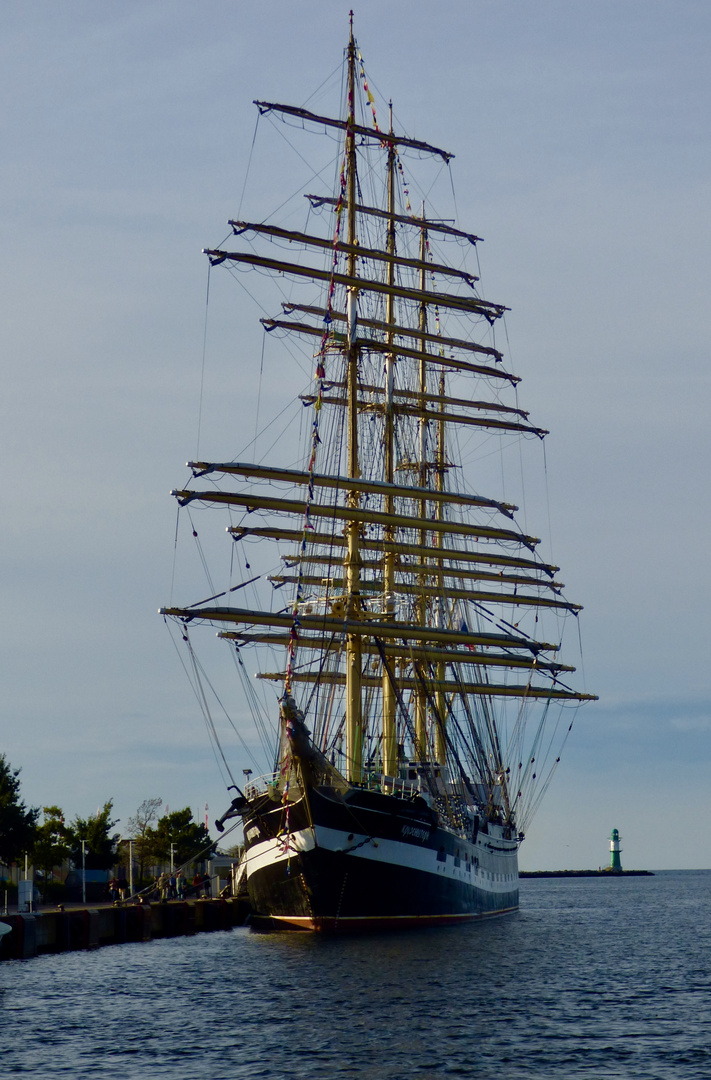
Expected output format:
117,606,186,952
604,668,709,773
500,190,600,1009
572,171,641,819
3,1,710,870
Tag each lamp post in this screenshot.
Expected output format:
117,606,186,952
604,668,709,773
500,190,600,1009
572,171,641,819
81,840,87,905
24,853,32,914
170,844,176,874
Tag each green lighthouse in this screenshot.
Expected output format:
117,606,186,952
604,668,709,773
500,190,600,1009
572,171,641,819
609,828,622,872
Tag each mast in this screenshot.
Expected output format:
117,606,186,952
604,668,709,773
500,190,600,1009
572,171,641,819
434,365,448,766
414,214,429,761
344,14,363,783
382,102,398,782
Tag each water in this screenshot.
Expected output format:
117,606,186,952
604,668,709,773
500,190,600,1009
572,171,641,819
2,870,709,1078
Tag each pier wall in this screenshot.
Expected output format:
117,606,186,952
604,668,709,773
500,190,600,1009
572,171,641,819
0,898,247,962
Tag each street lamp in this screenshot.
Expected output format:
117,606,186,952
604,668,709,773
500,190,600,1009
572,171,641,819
81,840,87,905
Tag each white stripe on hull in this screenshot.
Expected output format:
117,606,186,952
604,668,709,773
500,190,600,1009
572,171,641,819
245,823,518,893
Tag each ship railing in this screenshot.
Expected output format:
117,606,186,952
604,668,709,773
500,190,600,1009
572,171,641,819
243,771,279,798
364,773,419,799
245,768,420,800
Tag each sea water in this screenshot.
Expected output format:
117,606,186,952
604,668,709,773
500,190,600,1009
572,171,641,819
2,870,709,1078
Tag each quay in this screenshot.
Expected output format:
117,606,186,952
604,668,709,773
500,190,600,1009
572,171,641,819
0,898,249,962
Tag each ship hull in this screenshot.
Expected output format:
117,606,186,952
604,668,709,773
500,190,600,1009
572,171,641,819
243,785,519,932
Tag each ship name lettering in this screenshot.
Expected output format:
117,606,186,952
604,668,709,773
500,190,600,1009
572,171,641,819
401,824,429,841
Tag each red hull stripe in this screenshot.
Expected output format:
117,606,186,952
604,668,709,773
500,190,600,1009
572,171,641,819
269,906,519,932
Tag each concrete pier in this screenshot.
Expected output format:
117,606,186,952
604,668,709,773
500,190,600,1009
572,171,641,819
0,898,249,962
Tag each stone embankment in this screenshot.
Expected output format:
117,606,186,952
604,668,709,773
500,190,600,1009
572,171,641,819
0,898,249,961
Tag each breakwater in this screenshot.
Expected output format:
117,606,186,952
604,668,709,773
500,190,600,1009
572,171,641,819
520,869,653,877
0,898,248,961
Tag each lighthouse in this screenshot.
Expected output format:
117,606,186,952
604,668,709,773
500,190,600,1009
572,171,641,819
609,828,622,872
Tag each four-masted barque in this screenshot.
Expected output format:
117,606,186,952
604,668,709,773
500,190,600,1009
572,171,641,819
161,17,595,931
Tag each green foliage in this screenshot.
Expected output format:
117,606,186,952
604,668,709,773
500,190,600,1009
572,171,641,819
0,879,18,902
0,754,39,865
146,808,215,869
32,806,71,878
219,843,244,859
68,800,120,871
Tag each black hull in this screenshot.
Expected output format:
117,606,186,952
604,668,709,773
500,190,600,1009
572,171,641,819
243,785,519,932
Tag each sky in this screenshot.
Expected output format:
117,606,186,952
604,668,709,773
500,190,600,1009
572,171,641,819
2,0,710,871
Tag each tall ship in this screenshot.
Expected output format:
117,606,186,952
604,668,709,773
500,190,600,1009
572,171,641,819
161,17,596,931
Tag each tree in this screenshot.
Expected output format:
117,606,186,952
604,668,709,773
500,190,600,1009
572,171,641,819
32,806,71,880
125,796,162,881
68,800,120,871
219,842,244,859
147,808,215,870
0,754,39,866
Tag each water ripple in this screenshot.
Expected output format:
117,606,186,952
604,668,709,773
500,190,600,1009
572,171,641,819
1,871,710,1078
